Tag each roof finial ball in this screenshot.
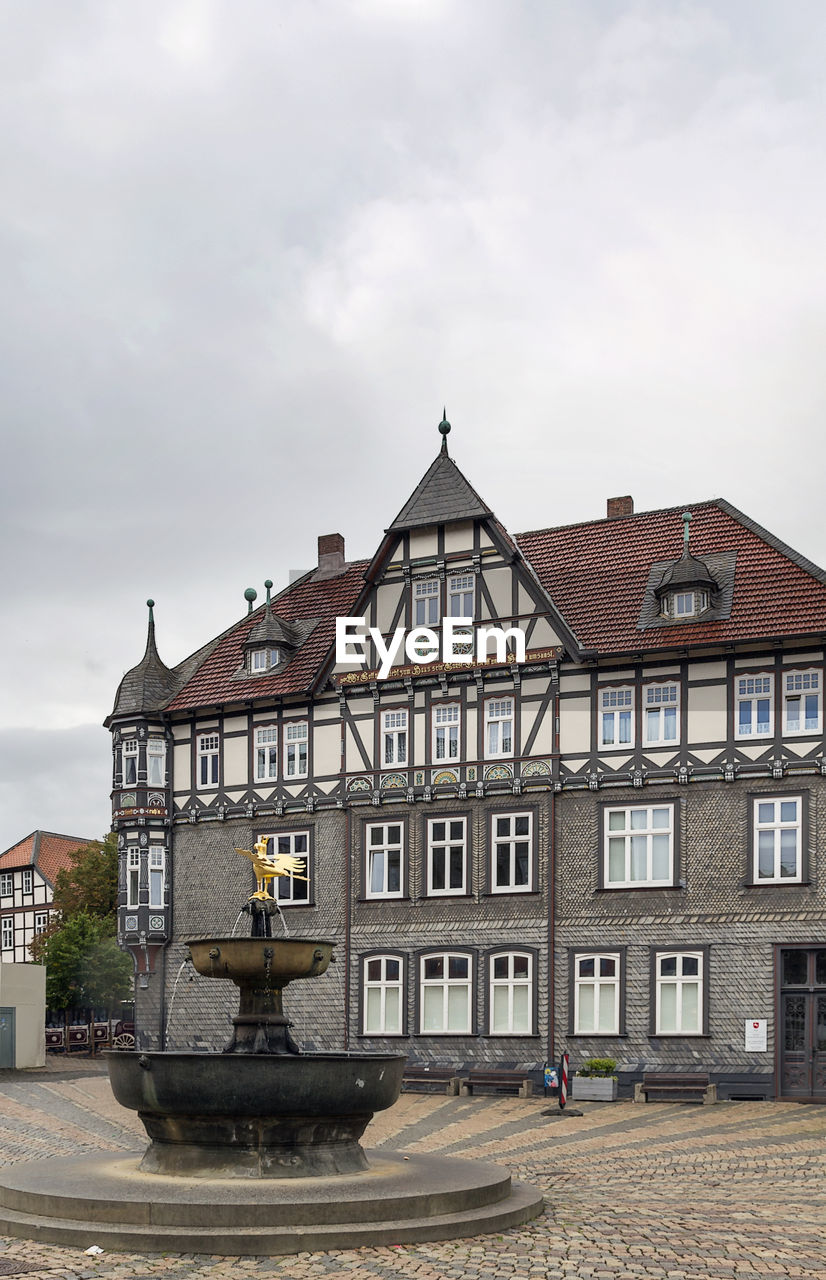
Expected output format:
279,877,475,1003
146,599,155,621
244,587,257,616
265,579,273,608
682,510,692,554
438,407,451,454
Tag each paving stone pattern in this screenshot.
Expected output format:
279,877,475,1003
1,1060,825,1279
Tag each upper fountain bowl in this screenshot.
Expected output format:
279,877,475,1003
186,937,334,985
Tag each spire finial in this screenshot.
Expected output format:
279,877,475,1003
438,407,451,454
244,587,257,616
146,599,155,623
264,579,273,609
682,511,692,554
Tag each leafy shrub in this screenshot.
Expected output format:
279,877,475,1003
576,1057,617,1078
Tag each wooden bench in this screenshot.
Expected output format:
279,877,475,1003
634,1072,717,1104
402,1067,461,1095
459,1070,534,1098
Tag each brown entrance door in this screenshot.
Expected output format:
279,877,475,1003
779,948,826,1099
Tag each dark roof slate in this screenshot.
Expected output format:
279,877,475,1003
109,613,182,721
388,446,492,531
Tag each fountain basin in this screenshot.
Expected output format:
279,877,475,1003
106,1050,406,1178
185,937,334,984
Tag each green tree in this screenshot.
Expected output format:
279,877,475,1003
33,911,132,1013
50,832,119,921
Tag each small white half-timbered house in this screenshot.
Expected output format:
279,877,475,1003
107,419,826,1100
0,831,94,964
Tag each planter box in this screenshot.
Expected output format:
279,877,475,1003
572,1075,618,1101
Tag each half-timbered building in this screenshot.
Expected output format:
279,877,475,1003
0,831,94,963
107,420,826,1100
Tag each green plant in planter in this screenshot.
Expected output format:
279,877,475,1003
577,1057,617,1078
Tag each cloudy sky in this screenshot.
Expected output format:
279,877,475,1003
2,0,826,852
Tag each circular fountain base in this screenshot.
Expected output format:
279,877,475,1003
0,1150,545,1255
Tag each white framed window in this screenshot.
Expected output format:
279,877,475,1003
22,870,33,895
489,952,533,1035
644,684,679,746
433,703,460,761
122,738,138,785
0,874,11,897
127,848,140,908
363,954,403,1035
599,687,633,748
250,647,280,674
366,822,404,898
34,911,49,934
753,796,803,883
485,697,513,758
1,917,12,950
254,725,279,782
269,831,310,904
426,817,467,896
735,673,773,739
148,848,165,908
663,590,708,618
491,812,532,893
420,952,472,1034
655,950,703,1035
381,709,408,766
285,721,309,778
197,733,220,787
147,737,166,786
413,578,440,626
783,670,821,735
604,804,674,888
574,953,620,1035
448,573,474,618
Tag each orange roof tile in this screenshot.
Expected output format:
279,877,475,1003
0,831,95,886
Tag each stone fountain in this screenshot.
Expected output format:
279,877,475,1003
0,841,543,1254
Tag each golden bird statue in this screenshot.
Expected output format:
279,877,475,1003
234,835,308,900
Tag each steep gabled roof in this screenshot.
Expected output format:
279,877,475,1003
165,560,368,711
388,440,492,531
516,499,826,655
109,602,182,722
0,830,95,886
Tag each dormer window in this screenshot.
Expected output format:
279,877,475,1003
661,589,709,619
653,512,717,623
250,647,280,674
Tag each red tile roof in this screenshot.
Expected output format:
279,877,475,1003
166,560,369,712
516,500,826,655
0,831,95,886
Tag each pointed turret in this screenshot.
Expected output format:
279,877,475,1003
108,600,181,721
387,411,493,531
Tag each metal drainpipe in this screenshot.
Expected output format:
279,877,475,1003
548,666,560,1066
344,804,351,1051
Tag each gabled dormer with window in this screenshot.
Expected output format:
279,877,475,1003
241,580,297,675
653,513,718,621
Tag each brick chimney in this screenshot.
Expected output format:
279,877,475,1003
606,496,634,519
316,533,346,578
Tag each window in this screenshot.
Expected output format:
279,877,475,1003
0,874,11,897
485,698,513,758
599,687,633,748
269,831,310,904
783,670,821,735
735,673,773,738
122,738,138,785
1,917,12,950
663,590,708,618
366,823,404,898
254,726,278,782
655,950,704,1035
426,818,467,895
753,796,803,883
34,911,49,934
413,578,440,626
448,573,474,618
363,955,404,1035
491,812,533,892
127,848,140,908
420,953,472,1034
22,870,33,895
574,953,620,1035
147,737,166,786
381,709,408,766
285,721,309,779
197,733,220,787
433,703,460,761
604,804,674,888
644,684,679,746
250,647,280,673
148,848,165,908
489,952,532,1035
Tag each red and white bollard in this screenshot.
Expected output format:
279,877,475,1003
558,1051,569,1111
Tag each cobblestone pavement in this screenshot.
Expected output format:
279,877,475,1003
0,1059,825,1279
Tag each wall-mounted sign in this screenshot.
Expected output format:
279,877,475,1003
744,1019,767,1052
